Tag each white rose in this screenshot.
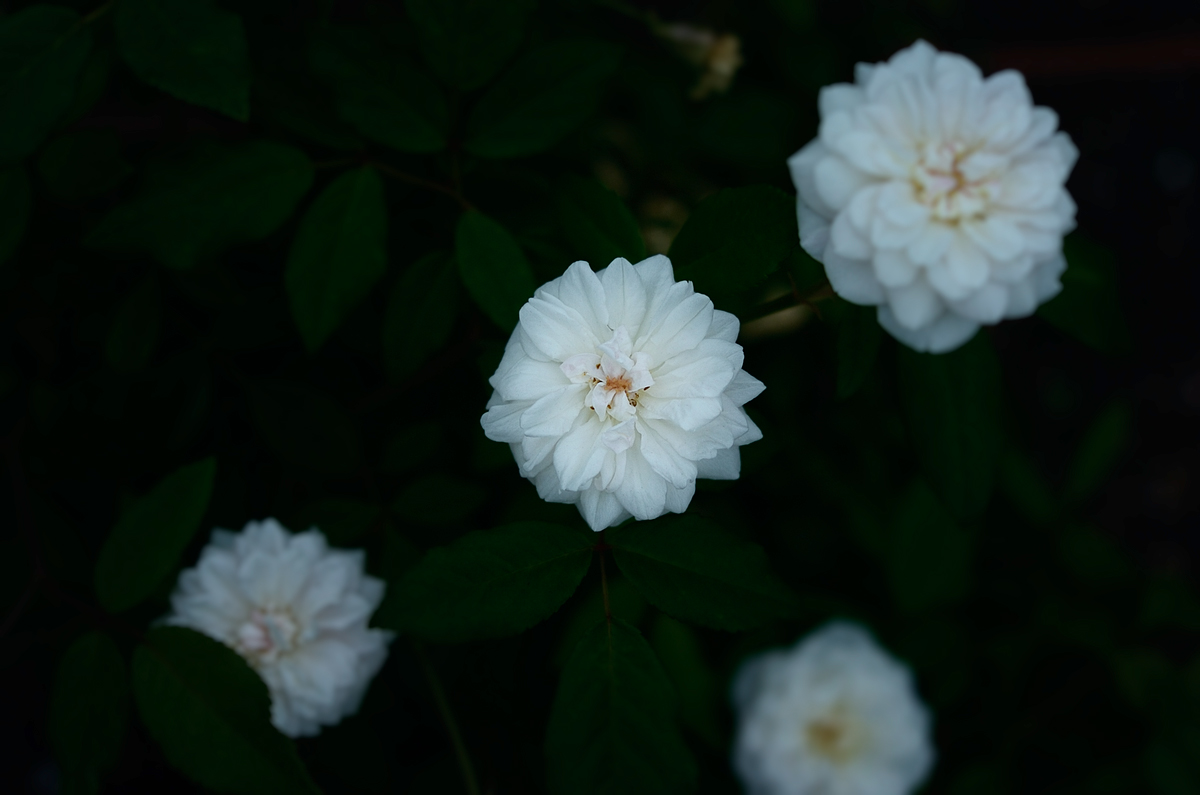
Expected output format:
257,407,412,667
480,256,765,531
789,39,1078,353
165,519,392,737
733,622,935,795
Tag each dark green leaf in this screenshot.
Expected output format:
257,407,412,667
248,381,362,477
94,457,216,613
383,252,459,381
286,167,387,351
105,272,162,373
38,129,132,202
546,618,696,795
608,515,799,630
309,26,447,154
887,480,973,613
1064,399,1130,505
376,522,593,642
897,332,1002,519
380,422,444,476
1059,522,1132,588
465,39,622,159
998,446,1058,527
837,302,882,398
86,141,313,270
650,614,722,749
116,0,250,120
0,5,93,163
668,185,796,304
1037,233,1132,356
407,0,535,90
455,211,537,331
287,499,382,546
391,475,486,525
132,627,320,795
783,244,827,293
555,175,645,266
552,578,646,668
50,632,128,789
0,166,30,265
252,72,361,151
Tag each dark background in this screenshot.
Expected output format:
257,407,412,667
2,0,1199,792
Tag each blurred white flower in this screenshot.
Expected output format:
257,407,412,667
733,622,934,795
480,256,764,531
166,519,392,738
789,40,1078,353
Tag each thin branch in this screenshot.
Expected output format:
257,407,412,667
413,641,481,795
743,282,835,323
367,161,473,211
79,0,114,27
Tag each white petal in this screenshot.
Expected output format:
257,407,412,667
637,292,714,362
887,280,944,330
600,257,648,332
553,419,608,492
815,155,873,211
555,261,609,334
878,305,978,353
724,370,766,406
709,310,740,343
636,421,697,489
696,446,741,480
951,282,1009,324
496,357,568,402
614,447,668,522
518,296,600,361
824,248,885,305
873,248,918,287
521,385,586,437
578,488,629,531
798,201,832,261
480,400,528,443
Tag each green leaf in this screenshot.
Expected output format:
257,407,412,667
0,166,30,265
1059,522,1132,589
105,272,162,373
555,175,645,266
0,5,93,163
608,515,799,630
94,457,216,613
455,211,537,331
132,627,320,795
248,381,362,477
375,522,593,642
406,0,535,90
86,140,313,270
286,167,388,352
837,302,882,398
253,71,361,152
50,632,129,790
38,129,133,202
1064,399,1130,505
546,618,696,795
465,39,623,159
552,578,646,668
287,499,382,547
650,614,722,749
897,332,1002,520
1037,233,1132,356
887,480,973,613
391,475,487,525
116,0,250,120
309,26,447,154
998,446,1058,527
667,185,796,305
383,252,459,381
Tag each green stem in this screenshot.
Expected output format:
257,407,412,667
413,641,481,795
598,531,612,624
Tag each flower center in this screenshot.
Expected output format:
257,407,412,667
234,608,300,666
912,141,1000,223
803,705,867,766
560,326,655,425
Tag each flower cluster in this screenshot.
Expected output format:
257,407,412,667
733,622,935,795
790,40,1078,353
480,256,764,531
165,519,392,737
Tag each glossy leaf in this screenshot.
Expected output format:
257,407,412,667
546,619,696,795
455,211,537,331
650,614,722,749
286,167,387,352
0,166,30,265
1037,233,1132,356
309,26,447,154
837,302,882,398
555,175,646,266
38,129,132,202
897,332,1002,520
0,6,93,163
887,480,973,614
465,40,622,158
94,457,216,613
132,627,320,795
668,185,796,303
50,632,128,791
105,272,162,373
376,522,593,642
383,252,459,381
407,0,535,90
116,0,250,120
86,141,313,270
248,381,362,477
608,515,799,630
